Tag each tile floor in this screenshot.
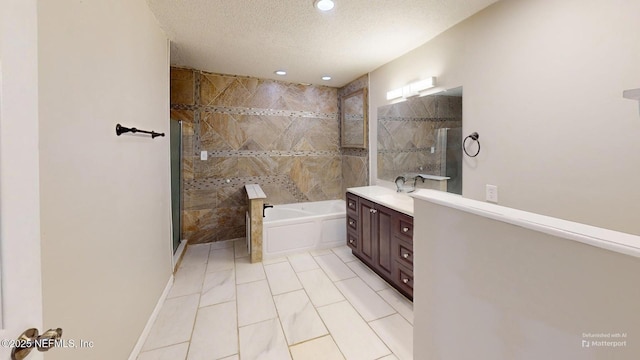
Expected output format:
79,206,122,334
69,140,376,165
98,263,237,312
137,240,414,360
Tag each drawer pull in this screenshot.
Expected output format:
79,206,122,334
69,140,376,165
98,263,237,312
370,209,377,214
349,239,355,244
402,278,409,284
402,227,410,233
348,201,355,208
349,220,355,226
402,253,409,259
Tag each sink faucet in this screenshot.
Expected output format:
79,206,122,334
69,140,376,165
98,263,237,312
263,203,273,217
394,176,406,192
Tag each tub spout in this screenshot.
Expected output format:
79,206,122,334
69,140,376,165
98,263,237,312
263,203,274,217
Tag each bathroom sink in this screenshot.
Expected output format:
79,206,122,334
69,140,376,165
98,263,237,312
374,194,414,213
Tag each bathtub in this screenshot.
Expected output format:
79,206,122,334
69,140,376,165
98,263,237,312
263,200,346,259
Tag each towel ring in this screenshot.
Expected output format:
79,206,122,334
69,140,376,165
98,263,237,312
463,132,480,157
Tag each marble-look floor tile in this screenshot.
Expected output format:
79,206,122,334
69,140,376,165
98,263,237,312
137,342,189,360
219,355,239,360
289,335,345,360
317,301,391,360
234,238,249,258
346,261,389,292
314,253,357,282
369,314,413,360
335,277,395,321
237,280,277,326
274,290,328,345
200,269,235,307
288,252,320,273
310,248,332,256
377,355,399,360
262,256,288,265
207,247,235,273
168,263,206,299
181,243,211,266
239,319,292,360
378,288,413,324
235,256,266,284
332,246,358,263
210,239,235,250
265,261,302,295
142,294,199,352
187,301,238,360
297,269,345,307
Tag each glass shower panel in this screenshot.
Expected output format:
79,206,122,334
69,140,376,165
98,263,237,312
170,119,182,253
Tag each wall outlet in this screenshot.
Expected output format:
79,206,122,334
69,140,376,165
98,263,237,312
200,150,208,161
486,184,498,203
430,146,435,154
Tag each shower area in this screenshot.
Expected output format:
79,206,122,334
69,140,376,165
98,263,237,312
377,88,463,194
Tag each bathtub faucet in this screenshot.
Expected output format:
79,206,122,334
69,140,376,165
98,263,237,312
263,203,273,217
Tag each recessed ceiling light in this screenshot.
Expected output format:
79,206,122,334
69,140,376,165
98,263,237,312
274,70,287,76
321,76,332,81
314,0,334,11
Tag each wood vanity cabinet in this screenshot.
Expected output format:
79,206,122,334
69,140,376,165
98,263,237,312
346,192,414,300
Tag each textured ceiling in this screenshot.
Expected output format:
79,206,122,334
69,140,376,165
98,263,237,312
147,0,498,87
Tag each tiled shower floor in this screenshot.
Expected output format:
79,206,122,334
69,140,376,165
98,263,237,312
137,240,414,360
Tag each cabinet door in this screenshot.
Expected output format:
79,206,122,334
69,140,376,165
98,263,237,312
375,205,394,278
358,198,375,264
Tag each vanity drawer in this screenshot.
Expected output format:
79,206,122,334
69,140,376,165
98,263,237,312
395,241,413,267
347,231,358,250
393,262,414,298
393,213,413,241
347,216,358,231
346,193,359,217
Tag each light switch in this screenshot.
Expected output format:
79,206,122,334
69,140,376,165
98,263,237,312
200,150,208,161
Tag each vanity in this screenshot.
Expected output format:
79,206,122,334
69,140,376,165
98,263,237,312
346,186,414,300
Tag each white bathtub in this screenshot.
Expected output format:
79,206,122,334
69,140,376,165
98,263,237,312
263,200,346,259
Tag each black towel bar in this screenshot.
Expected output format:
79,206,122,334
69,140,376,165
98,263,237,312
116,124,164,139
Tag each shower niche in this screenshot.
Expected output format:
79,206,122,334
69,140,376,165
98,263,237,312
377,87,463,195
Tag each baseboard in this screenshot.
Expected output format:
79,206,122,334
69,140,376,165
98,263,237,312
128,275,174,360
173,239,188,273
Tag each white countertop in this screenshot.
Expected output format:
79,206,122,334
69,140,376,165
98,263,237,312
410,189,640,259
347,186,414,216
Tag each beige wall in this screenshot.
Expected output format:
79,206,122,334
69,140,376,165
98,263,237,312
414,198,640,359
38,0,172,359
370,0,640,234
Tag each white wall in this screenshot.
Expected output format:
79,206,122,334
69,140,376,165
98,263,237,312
0,1,43,358
38,1,171,359
370,0,640,234
413,197,640,359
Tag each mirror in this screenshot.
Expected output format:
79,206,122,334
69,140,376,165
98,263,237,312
377,87,463,194
341,88,368,149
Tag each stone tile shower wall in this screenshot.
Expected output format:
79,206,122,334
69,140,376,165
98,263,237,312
377,95,462,181
171,67,342,244
338,75,369,195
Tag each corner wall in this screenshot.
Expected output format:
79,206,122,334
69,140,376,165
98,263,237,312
38,1,172,359
370,0,640,234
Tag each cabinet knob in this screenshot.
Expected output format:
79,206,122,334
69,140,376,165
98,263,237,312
402,253,409,259
349,239,355,244
402,278,409,284
349,220,354,225
402,227,410,233
372,209,377,214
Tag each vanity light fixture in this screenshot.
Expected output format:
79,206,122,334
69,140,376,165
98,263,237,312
386,88,403,100
314,0,335,11
387,77,437,101
321,76,332,81
274,70,287,76
410,77,436,93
